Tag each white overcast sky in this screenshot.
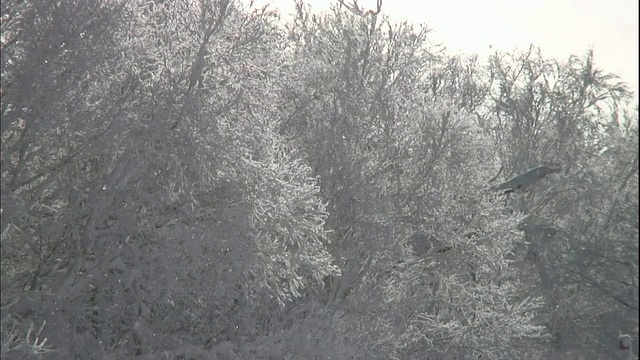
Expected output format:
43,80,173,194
253,0,639,104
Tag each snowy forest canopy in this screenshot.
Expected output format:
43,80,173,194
1,1,638,359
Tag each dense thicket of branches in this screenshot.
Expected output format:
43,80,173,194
1,1,637,359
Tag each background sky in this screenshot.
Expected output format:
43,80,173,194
254,0,639,104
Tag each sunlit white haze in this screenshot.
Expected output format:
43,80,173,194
1,1,637,359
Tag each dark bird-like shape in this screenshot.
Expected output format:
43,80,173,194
490,165,561,194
